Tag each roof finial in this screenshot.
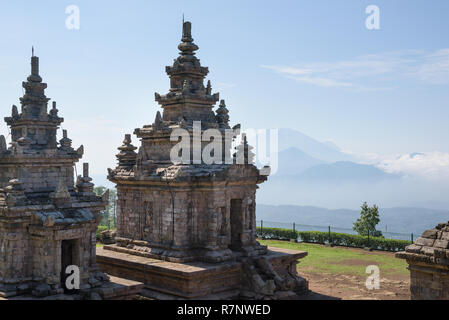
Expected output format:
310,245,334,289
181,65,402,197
32,46,34,57
29,50,41,81
179,20,197,56
182,20,192,41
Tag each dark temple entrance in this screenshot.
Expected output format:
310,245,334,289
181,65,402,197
230,199,243,250
61,240,77,293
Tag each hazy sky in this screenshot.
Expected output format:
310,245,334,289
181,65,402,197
0,0,448,179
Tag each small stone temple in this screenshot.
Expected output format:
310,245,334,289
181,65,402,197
97,21,308,299
0,54,142,299
396,221,449,300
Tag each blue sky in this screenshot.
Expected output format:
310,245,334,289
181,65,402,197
0,0,448,180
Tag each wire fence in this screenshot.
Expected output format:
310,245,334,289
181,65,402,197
257,220,415,242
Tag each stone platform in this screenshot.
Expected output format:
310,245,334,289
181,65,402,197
97,246,308,300
0,276,143,300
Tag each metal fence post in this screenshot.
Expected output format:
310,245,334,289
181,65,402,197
367,229,370,249
411,233,414,243
328,226,331,245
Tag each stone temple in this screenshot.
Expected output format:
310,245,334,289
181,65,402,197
97,21,309,299
0,54,142,299
396,221,449,299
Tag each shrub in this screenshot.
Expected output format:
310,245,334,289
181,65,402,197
256,227,410,252
96,225,108,240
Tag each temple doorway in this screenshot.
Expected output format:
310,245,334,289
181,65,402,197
61,240,77,293
230,199,243,250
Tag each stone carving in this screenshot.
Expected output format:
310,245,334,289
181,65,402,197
59,129,73,151
50,178,71,204
216,100,230,129
0,135,6,152
234,134,256,165
76,145,84,157
11,105,19,118
115,134,138,170
49,101,59,118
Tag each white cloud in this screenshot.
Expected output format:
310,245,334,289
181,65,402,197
377,152,449,180
415,49,449,84
262,49,449,89
338,148,449,181
285,75,354,88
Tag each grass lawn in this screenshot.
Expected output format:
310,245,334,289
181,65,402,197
259,240,408,277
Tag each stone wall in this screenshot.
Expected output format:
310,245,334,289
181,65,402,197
0,163,75,192
115,183,258,256
408,265,449,299
0,227,31,283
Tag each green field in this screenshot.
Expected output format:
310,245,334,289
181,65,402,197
259,240,408,277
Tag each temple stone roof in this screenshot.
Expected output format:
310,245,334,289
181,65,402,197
31,208,96,226
396,222,449,267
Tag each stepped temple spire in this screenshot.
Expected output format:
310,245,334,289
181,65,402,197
5,54,63,151
154,21,219,125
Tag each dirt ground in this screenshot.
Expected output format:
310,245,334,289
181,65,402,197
299,272,410,300
296,246,411,300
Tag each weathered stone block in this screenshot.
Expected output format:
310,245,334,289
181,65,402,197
436,223,448,230
406,244,423,254
422,229,438,239
434,240,449,249
416,237,435,247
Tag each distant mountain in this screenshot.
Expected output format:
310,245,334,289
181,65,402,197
297,161,400,182
274,147,325,176
277,128,353,162
322,140,341,152
256,204,449,236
